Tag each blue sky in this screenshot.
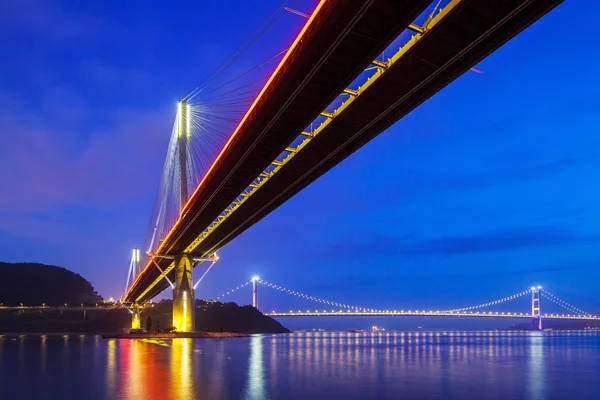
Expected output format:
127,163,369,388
1,0,599,325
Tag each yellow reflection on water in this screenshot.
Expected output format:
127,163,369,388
106,339,117,393
127,340,146,399
171,339,193,399
40,335,47,373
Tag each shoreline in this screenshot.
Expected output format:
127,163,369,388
102,332,249,339
0,331,251,338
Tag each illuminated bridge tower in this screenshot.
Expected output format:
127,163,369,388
172,99,195,332
131,248,141,329
252,276,259,310
131,303,141,329
531,286,542,330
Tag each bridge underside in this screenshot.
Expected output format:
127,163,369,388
191,0,563,259
125,0,433,303
125,0,562,304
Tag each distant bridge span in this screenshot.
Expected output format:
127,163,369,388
265,311,600,321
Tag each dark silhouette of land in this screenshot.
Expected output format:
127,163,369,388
0,262,102,306
143,300,290,334
0,262,289,334
0,301,289,334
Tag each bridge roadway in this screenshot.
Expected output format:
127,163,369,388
125,0,563,303
0,306,120,311
266,311,600,321
3,306,595,322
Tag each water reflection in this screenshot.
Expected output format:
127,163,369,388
246,335,266,400
171,339,193,399
106,339,117,393
528,333,546,400
0,332,599,399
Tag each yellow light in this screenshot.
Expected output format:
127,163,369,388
183,291,188,332
177,101,183,138
186,103,191,137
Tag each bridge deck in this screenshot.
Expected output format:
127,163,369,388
125,0,433,303
186,0,564,258
126,0,562,301
267,311,599,320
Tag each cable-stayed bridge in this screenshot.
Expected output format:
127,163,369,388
120,0,565,332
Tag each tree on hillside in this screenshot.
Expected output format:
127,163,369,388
0,262,103,306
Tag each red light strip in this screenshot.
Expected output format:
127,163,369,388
124,0,328,302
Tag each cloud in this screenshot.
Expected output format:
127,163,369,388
307,153,599,218
319,226,584,260
436,155,597,193
405,226,576,256
0,99,171,214
304,259,600,292
0,0,114,43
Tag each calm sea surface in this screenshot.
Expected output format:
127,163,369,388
1,331,599,399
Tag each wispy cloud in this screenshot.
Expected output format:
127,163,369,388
310,153,599,217
0,0,114,43
431,155,598,194
304,260,600,292
319,226,586,260
0,99,171,214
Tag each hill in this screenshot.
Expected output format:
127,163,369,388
0,262,102,306
0,300,289,334
142,300,290,334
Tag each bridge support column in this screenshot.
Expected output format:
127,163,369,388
531,286,542,330
173,254,195,332
132,304,141,329
252,276,259,310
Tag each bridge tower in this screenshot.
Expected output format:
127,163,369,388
172,99,195,332
252,276,259,310
131,304,141,329
125,248,142,329
133,248,140,277
531,286,542,330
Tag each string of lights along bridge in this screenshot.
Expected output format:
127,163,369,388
214,279,599,329
119,0,565,332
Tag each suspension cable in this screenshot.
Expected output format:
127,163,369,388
185,0,292,101
446,289,531,313
213,281,252,301
259,279,363,310
542,290,591,316
201,48,289,98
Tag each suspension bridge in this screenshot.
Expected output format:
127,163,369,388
213,278,600,329
119,0,565,332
